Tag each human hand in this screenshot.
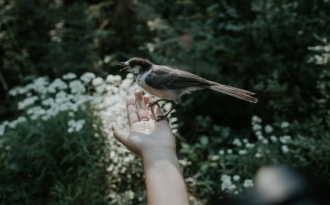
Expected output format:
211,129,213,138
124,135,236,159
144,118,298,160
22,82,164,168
112,90,188,205
111,90,176,158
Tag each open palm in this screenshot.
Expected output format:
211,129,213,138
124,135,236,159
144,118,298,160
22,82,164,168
111,90,176,157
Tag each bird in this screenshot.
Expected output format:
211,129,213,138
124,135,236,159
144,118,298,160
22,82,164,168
119,57,257,121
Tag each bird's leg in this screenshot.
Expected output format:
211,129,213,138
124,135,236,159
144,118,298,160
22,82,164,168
148,99,167,109
155,102,178,122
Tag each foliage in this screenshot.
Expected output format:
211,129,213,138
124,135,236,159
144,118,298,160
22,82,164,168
178,38,330,203
0,73,178,204
1,0,330,204
0,77,110,204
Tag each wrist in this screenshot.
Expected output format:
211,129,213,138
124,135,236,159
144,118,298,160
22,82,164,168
141,147,177,164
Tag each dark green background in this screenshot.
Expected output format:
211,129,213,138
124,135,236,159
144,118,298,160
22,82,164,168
0,0,329,204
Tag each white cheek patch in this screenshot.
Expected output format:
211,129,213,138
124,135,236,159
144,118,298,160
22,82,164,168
131,66,140,75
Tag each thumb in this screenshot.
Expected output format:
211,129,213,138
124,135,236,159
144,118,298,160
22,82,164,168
111,124,129,144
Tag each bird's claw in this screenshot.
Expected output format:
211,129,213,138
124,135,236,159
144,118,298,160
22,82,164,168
155,115,169,122
148,101,158,109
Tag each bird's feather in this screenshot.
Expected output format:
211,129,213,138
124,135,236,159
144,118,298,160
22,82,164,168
145,66,211,89
144,65,258,103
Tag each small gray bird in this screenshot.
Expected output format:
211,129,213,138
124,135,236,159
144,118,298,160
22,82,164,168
119,57,257,121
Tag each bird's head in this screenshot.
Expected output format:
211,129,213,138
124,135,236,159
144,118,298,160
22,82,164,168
119,57,153,75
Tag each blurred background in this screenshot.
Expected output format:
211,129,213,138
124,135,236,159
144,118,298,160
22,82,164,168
0,0,329,204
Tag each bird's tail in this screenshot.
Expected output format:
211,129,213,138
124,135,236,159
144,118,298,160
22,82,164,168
206,83,258,103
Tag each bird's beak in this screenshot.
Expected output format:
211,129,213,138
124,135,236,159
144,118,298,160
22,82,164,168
118,62,128,71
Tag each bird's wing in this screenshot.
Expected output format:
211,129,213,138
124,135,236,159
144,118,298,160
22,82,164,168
145,66,212,90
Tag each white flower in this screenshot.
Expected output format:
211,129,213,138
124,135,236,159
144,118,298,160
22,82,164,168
265,125,273,133
34,77,49,87
233,175,240,181
228,184,236,190
233,138,242,146
92,77,104,86
219,150,225,155
279,135,291,144
246,143,255,148
221,175,236,191
164,103,172,111
239,150,247,155
243,179,254,188
252,115,262,123
282,145,289,153
227,149,233,154
221,174,231,182
95,84,106,93
41,116,50,121
68,119,85,133
281,121,290,129
8,87,20,96
17,117,27,122
262,139,269,144
42,98,55,106
107,75,122,86
62,73,77,80
49,78,68,90
114,75,122,85
80,72,95,84
255,130,262,136
104,55,112,63
68,127,74,133
69,80,86,93
7,117,27,129
257,134,264,140
255,153,261,158
253,124,262,131
126,73,134,79
243,138,248,143
106,75,115,83
120,79,133,90
0,128,4,136
270,135,278,142
18,86,29,94
18,96,39,110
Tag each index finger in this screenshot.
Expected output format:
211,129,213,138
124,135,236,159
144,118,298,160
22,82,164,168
126,96,139,127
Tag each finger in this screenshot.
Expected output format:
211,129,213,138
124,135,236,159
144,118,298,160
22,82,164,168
153,102,164,116
126,96,139,127
144,94,151,105
111,124,129,144
144,94,155,120
152,103,168,123
134,90,149,121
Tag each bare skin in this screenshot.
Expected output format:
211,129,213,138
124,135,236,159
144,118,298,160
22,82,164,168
111,90,189,205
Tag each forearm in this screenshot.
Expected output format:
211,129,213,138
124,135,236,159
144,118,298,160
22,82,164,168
142,148,189,205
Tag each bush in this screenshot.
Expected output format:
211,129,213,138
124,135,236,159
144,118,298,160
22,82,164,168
1,0,330,204
0,72,179,204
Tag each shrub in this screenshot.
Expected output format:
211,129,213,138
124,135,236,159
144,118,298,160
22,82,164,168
0,72,179,204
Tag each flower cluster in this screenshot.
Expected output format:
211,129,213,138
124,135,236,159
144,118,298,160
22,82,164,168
62,73,77,80
221,174,254,193
0,117,27,136
307,38,330,65
80,72,96,84
68,119,85,133
251,115,292,155
3,72,177,138
1,71,178,205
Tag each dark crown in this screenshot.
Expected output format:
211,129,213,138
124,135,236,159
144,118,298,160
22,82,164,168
128,57,152,71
